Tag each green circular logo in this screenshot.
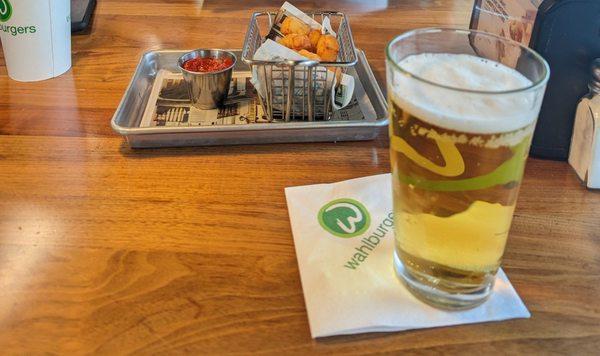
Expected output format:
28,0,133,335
318,198,371,238
0,0,12,23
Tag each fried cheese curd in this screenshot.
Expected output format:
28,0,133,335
280,16,310,36
277,16,340,62
278,33,312,51
316,34,339,62
308,30,322,51
296,49,321,61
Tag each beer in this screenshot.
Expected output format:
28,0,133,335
388,51,544,308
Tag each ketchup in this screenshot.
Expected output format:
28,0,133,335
182,57,234,72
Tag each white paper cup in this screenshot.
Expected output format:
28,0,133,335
0,0,71,82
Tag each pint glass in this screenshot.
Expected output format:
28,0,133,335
386,28,549,309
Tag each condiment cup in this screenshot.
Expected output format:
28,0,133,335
177,49,237,110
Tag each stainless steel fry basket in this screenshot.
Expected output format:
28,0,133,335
242,11,358,122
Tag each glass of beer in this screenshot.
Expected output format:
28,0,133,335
386,28,549,309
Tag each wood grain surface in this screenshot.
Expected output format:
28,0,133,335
0,0,599,354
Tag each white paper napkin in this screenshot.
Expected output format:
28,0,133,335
285,173,530,338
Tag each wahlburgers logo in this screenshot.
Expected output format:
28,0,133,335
0,0,12,22
0,0,36,37
318,198,371,238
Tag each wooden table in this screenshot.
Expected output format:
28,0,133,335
1,0,598,353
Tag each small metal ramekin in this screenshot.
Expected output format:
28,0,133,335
177,49,237,110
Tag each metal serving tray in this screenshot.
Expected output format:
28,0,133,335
111,50,388,148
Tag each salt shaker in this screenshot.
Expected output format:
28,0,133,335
568,59,600,189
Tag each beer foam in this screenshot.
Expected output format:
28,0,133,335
391,53,541,134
